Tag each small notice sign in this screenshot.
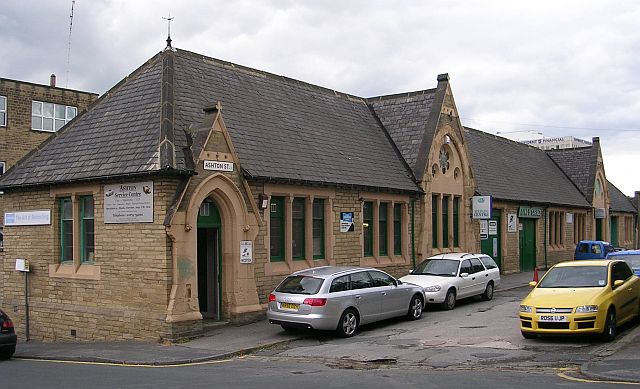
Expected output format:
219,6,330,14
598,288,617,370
204,160,234,172
240,241,253,264
488,220,498,235
507,214,517,233
340,212,355,233
479,220,488,240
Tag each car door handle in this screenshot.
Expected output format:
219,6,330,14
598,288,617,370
355,295,361,299
485,274,489,277
381,292,387,296
472,277,476,280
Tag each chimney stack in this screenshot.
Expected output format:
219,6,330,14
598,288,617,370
50,74,56,87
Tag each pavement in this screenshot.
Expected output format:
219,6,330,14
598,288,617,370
9,270,640,383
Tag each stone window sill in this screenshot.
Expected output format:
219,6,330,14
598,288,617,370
49,263,101,280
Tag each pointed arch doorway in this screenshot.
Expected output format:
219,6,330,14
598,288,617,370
197,199,222,320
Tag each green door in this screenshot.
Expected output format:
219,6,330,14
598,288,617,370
610,216,618,247
481,209,502,268
596,218,603,241
197,201,222,320
519,218,536,271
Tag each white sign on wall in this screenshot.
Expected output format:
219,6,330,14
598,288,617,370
4,210,51,226
104,181,154,223
479,220,488,240
488,220,498,235
566,212,573,224
240,241,253,264
204,160,234,172
507,214,517,233
472,196,492,219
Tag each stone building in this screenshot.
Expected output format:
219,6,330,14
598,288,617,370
0,76,97,249
0,42,636,342
466,129,638,272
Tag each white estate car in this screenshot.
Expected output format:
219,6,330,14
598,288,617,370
399,253,501,310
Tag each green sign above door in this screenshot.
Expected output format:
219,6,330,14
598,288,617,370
518,206,542,218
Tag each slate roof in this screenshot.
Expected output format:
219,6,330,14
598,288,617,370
368,90,436,173
464,127,590,207
0,48,421,193
546,146,597,202
0,53,191,188
608,180,637,213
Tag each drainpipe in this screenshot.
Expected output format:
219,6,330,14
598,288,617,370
543,206,548,270
411,198,416,269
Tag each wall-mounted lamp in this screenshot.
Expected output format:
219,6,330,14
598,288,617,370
258,194,269,210
444,135,451,144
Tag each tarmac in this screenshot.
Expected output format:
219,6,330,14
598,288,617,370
9,270,640,383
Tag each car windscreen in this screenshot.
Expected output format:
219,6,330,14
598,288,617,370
275,275,324,295
413,259,459,277
538,266,608,288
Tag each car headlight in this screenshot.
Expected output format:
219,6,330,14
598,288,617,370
575,305,599,313
520,305,533,313
424,285,442,292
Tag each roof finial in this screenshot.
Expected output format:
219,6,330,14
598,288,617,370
162,13,174,48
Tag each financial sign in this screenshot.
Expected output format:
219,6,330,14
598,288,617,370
472,196,492,219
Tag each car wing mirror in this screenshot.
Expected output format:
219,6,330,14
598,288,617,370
396,279,403,286
613,279,624,288
409,269,413,274
529,281,537,287
460,272,469,278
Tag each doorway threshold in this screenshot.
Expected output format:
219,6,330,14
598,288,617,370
202,319,230,335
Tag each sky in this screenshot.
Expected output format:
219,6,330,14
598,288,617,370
1,0,639,196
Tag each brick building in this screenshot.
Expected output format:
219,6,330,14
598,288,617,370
0,76,97,249
0,42,636,341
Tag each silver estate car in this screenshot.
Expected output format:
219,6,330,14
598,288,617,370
267,266,426,337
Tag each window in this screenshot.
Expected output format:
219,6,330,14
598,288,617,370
432,195,438,248
80,196,95,263
459,260,471,275
369,271,395,287
270,196,285,261
312,199,324,259
350,271,374,290
470,258,485,274
548,210,565,247
330,275,350,293
60,197,74,263
292,198,305,260
0,227,4,250
479,256,498,270
31,101,77,132
379,202,388,256
0,161,5,175
59,196,95,264
442,195,449,248
0,95,6,126
393,204,402,255
267,194,330,264
574,213,586,243
453,197,460,247
363,201,373,257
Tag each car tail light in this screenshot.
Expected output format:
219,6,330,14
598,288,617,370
1,320,13,333
303,298,327,307
268,293,276,302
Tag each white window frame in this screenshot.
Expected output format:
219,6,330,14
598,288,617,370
0,95,6,126
31,100,77,132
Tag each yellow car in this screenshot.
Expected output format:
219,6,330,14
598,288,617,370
520,260,640,341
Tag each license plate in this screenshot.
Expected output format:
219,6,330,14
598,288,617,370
538,315,567,322
280,302,299,310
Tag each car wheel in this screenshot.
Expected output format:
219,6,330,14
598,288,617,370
601,309,617,342
407,295,424,320
441,288,456,310
521,331,537,340
481,282,494,301
336,309,359,338
0,346,15,360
